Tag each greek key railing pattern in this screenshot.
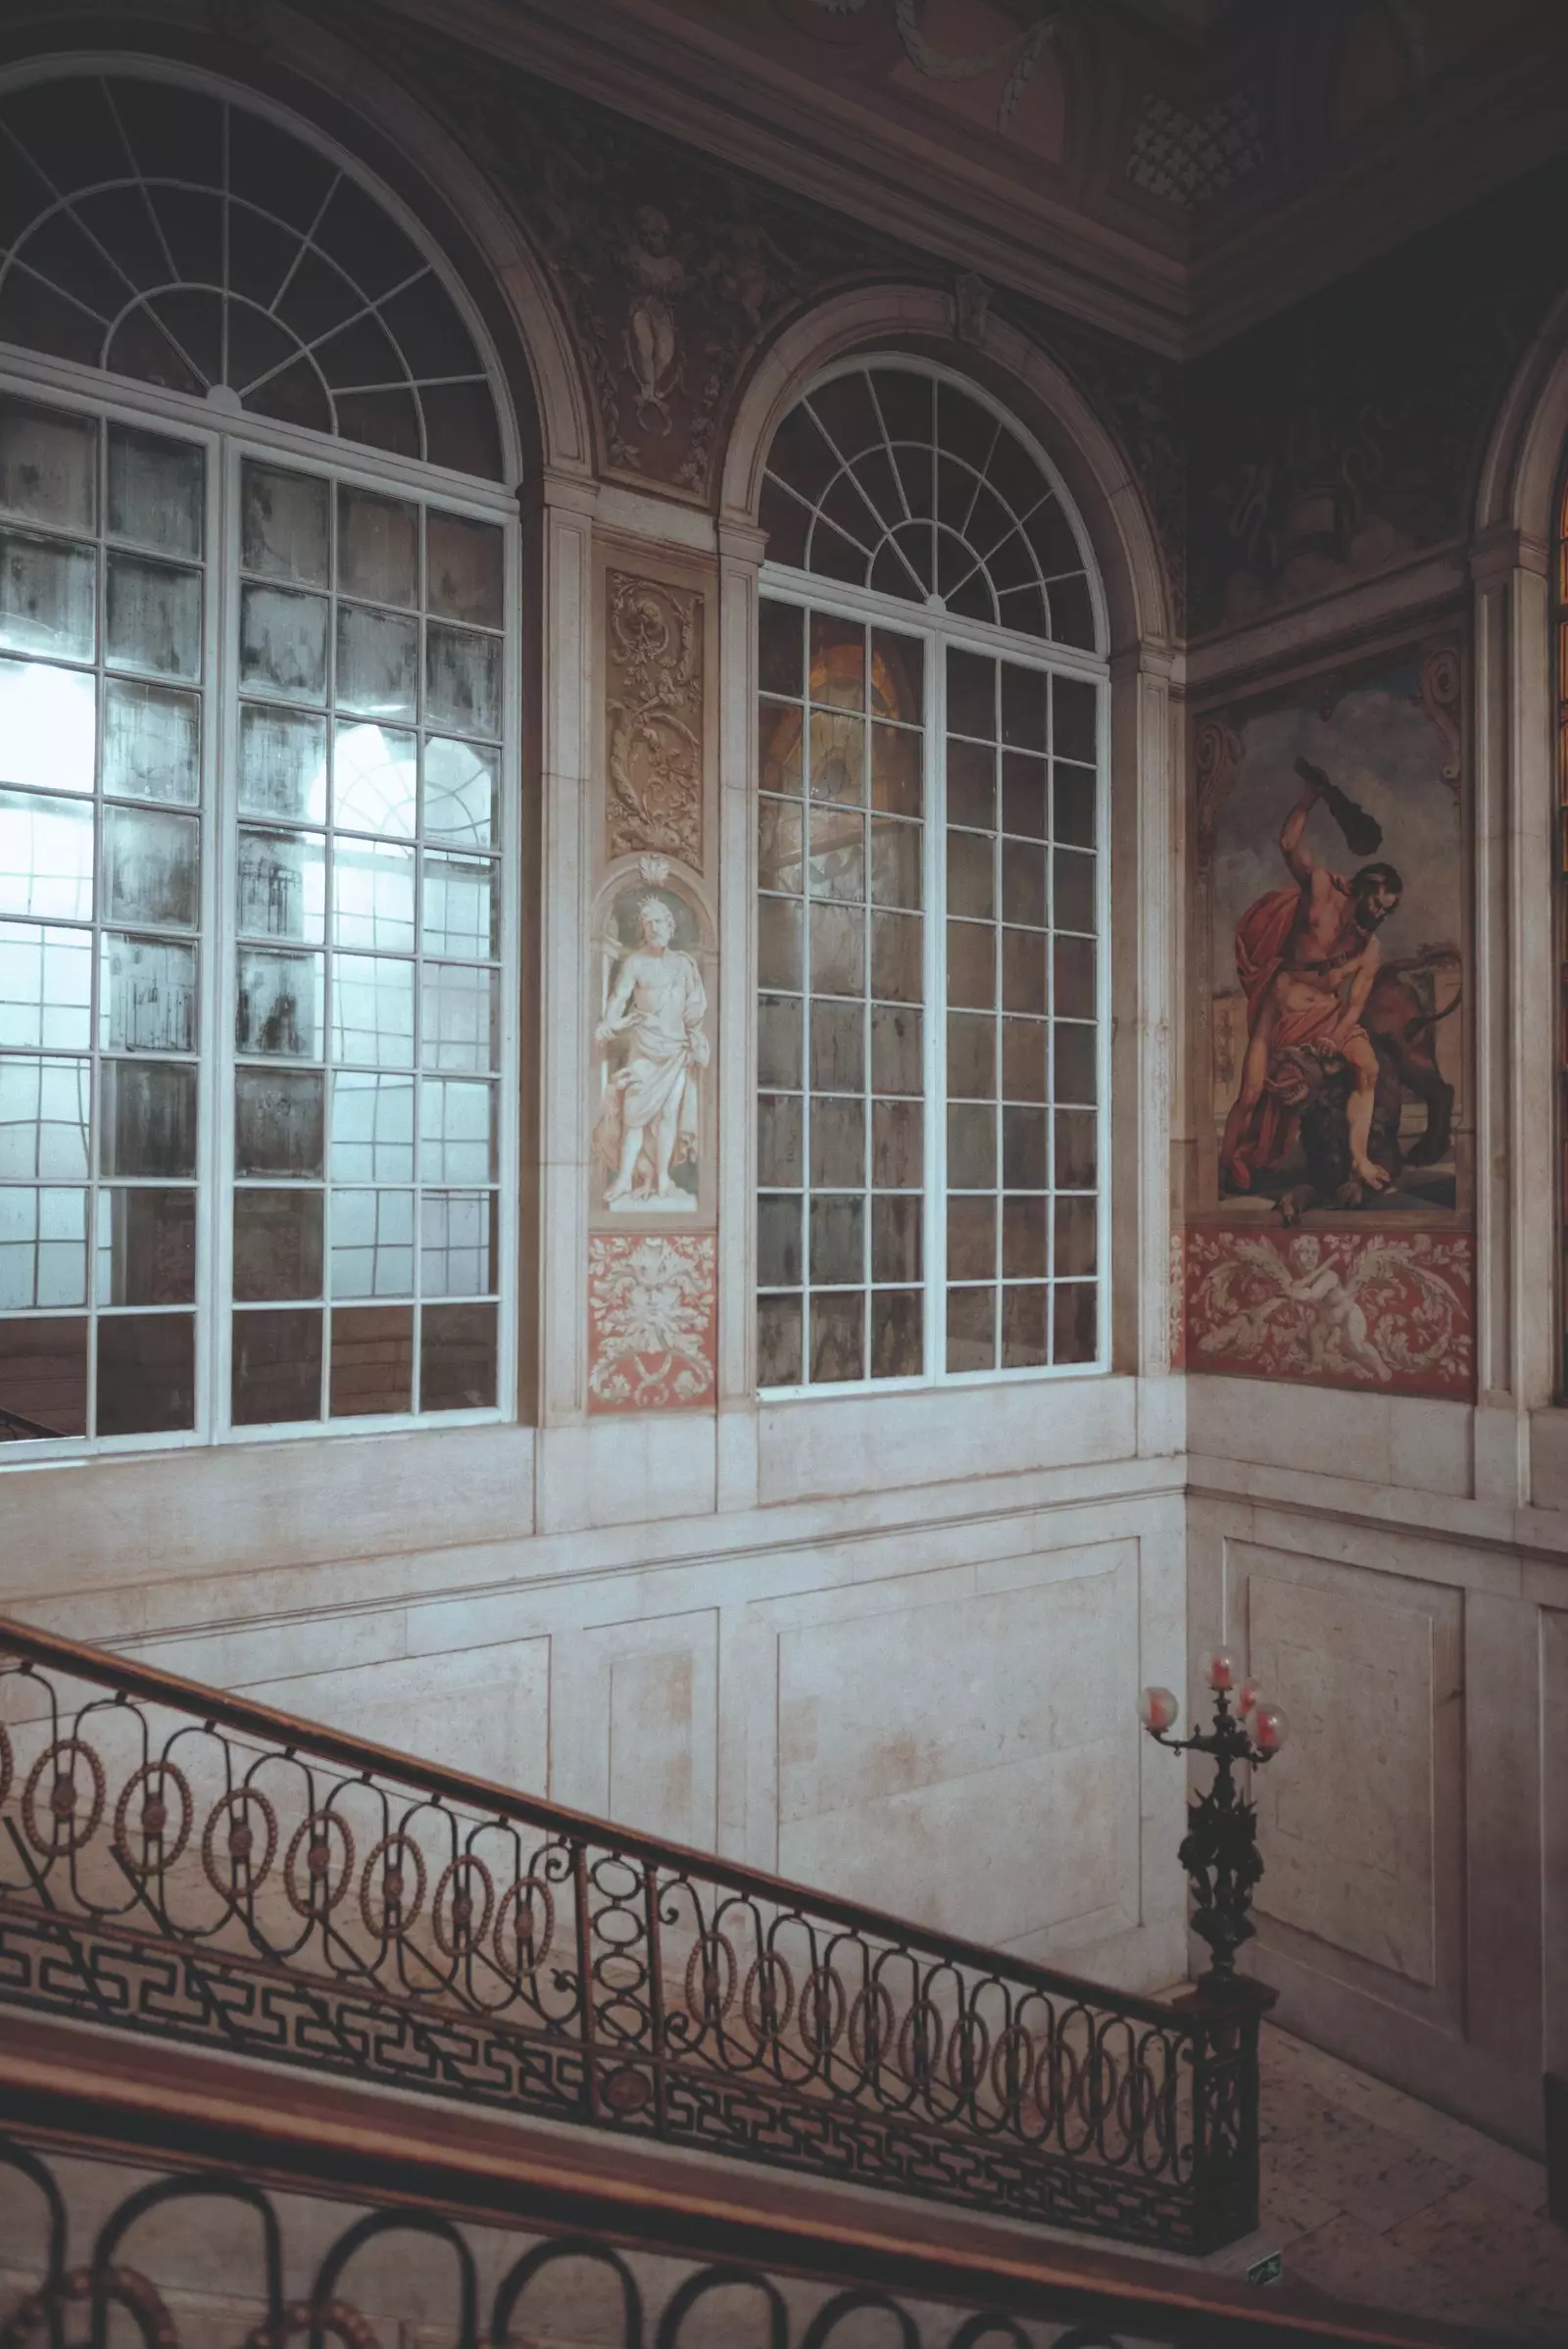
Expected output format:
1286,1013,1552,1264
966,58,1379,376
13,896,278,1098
0,1620,1260,2255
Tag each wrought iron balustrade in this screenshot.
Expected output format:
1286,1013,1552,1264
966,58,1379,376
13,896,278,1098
0,1615,1260,2257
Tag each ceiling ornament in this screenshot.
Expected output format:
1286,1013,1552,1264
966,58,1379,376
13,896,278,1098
797,0,1066,130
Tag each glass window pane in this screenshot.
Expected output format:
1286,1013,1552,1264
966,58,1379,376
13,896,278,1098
808,710,864,806
101,1059,198,1178
420,1301,497,1412
809,1193,862,1285
236,948,323,1058
334,839,416,953
333,1069,415,1182
237,826,324,943
759,796,803,896
0,1186,87,1308
427,511,502,628
422,854,496,958
419,1077,494,1185
329,1303,412,1416
330,1188,415,1297
233,1188,323,1301
0,397,95,534
948,1102,995,1189
232,1306,322,1426
332,954,415,1066
1001,1283,1049,1368
0,659,96,794
241,463,329,586
808,1289,863,1382
1002,749,1047,839
425,621,500,738
946,1283,995,1372
870,722,921,816
1053,674,1097,763
809,1096,863,1188
758,1193,802,1288
103,806,199,928
336,603,416,721
96,1312,195,1435
423,737,496,849
103,680,200,805
760,700,803,797
1054,847,1097,934
809,612,864,710
0,921,92,1049
758,899,803,992
338,486,416,608
1003,843,1046,928
1003,1195,1048,1279
808,806,863,902
107,426,203,558
1001,1016,1047,1102
948,1194,995,1282
1054,934,1096,1021
810,1000,863,1095
758,1293,802,1386
421,961,496,1073
1054,1281,1097,1365
947,921,994,1009
1053,763,1095,849
948,1012,995,1100
759,600,804,699
0,529,95,661
0,1315,88,1439
758,995,802,1092
239,706,327,821
233,1065,323,1178
1055,1108,1097,1189
870,909,921,1003
0,1053,89,1178
947,832,994,920
947,649,994,740
99,932,197,1054
871,1193,921,1284
334,721,416,837
106,554,200,679
1054,1023,1098,1106
95,1186,195,1304
809,903,863,997
758,1094,802,1187
869,816,920,908
240,583,328,703
1003,1104,1048,1189
0,789,94,920
946,738,994,829
421,1189,496,1296
871,1098,921,1188
870,1003,921,1095
870,1288,921,1378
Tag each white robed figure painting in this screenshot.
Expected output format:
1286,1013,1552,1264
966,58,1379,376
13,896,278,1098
593,892,709,1209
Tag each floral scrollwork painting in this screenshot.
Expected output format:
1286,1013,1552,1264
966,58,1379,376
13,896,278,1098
1185,1229,1473,1399
588,1234,716,1412
606,571,703,865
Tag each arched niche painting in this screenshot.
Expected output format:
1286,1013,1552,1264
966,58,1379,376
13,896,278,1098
591,865,712,1220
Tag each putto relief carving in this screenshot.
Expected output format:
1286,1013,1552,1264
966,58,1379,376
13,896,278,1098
592,870,710,1216
606,572,702,865
588,1233,716,1412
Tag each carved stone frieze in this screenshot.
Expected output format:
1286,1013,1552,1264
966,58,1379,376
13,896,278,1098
606,571,703,864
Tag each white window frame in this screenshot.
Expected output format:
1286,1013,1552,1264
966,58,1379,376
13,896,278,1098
0,347,521,1459
757,367,1111,1398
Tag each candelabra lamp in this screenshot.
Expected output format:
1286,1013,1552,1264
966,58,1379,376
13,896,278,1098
1140,1651,1288,2002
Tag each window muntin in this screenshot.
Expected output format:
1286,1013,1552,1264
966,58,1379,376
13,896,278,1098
0,73,503,477
229,458,505,1428
0,378,514,1448
0,395,210,1439
760,366,1097,650
757,366,1105,1395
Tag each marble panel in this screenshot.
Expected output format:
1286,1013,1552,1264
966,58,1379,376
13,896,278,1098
768,1543,1138,1948
1544,1607,1568,2080
757,1373,1136,1504
551,1608,717,1851
1243,1558,1456,1990
241,1637,551,1794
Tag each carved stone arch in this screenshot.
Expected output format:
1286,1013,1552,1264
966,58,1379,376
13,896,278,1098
1474,281,1568,550
0,20,595,486
717,283,1174,659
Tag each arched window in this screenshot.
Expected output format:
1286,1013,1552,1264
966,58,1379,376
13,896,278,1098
0,69,516,1449
756,363,1106,1391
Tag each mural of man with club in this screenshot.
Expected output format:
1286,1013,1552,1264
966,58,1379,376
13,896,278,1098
1220,759,1402,1197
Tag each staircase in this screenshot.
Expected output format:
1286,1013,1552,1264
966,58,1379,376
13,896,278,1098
0,1618,1509,2347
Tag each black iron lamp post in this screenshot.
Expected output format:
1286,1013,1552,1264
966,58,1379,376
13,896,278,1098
1140,1651,1289,2002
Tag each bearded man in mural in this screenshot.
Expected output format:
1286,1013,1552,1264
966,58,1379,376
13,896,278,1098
1220,764,1403,1199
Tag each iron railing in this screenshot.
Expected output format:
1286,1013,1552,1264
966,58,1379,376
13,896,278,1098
0,2127,1494,2349
0,1615,1259,2256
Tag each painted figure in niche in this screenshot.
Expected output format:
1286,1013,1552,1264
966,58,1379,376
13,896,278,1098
1220,761,1403,1199
593,890,709,1209
1207,654,1463,1224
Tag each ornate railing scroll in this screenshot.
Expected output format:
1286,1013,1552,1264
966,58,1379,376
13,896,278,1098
0,1615,1261,2256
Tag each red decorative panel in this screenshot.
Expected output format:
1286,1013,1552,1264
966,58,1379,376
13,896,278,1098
1185,1227,1473,1400
587,1233,716,1413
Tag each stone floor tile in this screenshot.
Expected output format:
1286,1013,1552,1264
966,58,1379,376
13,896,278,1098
1281,2210,1507,2334
1389,2180,1568,2332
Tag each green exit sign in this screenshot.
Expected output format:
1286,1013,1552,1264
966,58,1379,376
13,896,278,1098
1247,2251,1285,2287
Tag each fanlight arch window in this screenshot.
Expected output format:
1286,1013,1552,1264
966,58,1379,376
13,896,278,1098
760,364,1099,651
756,362,1107,1393
0,69,516,1452
0,71,503,476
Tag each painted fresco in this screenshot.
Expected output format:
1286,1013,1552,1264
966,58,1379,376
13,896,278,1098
1189,640,1472,1399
